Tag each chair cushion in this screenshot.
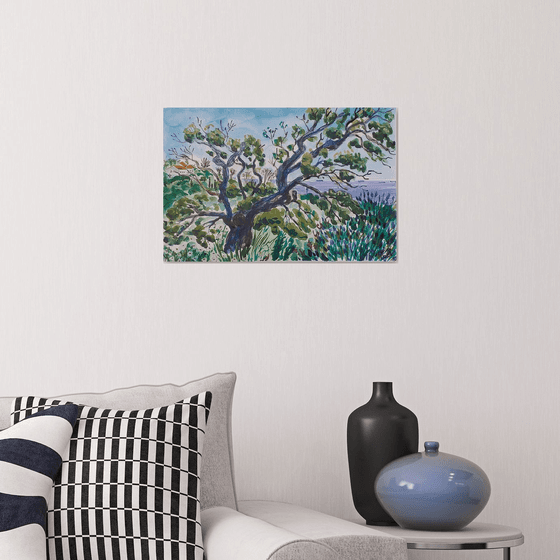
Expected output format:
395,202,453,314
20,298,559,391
0,372,237,511
12,393,212,560
202,506,339,560
238,501,408,560
0,404,79,559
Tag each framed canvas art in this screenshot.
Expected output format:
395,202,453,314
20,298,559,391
164,108,396,262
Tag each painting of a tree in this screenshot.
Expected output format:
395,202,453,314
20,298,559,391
164,108,397,262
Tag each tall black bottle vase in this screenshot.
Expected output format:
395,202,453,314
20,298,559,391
347,382,419,525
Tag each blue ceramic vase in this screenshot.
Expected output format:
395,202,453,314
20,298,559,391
374,441,491,531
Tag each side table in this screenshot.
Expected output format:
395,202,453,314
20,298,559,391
371,522,524,559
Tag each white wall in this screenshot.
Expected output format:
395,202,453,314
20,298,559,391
1,1,558,558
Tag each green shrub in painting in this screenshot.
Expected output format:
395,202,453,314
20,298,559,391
300,193,397,262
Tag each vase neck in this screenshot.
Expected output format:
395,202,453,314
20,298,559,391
370,382,395,402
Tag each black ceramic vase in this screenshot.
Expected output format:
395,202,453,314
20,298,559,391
347,382,419,525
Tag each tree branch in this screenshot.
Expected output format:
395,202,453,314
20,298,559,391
211,142,246,220
175,210,226,235
236,158,248,199
250,160,263,191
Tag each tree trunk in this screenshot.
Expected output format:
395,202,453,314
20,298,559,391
224,217,253,253
224,191,290,253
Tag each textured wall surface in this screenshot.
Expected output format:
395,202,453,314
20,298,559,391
1,1,559,558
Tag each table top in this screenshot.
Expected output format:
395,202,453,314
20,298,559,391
367,522,524,550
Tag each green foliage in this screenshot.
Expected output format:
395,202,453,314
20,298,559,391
237,195,258,211
301,152,321,177
325,126,344,140
253,202,320,240
192,224,216,249
259,181,277,195
306,108,326,121
271,231,297,261
304,194,329,212
363,141,383,157
165,197,192,223
183,123,204,143
291,125,305,139
163,174,200,212
334,152,369,173
336,108,351,125
283,222,308,240
226,180,241,198
300,193,397,261
206,127,226,146
254,208,284,234
243,134,266,165
164,180,219,250
324,111,337,125
338,170,355,183
164,242,210,262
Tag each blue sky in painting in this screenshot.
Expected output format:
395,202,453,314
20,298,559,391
164,107,396,181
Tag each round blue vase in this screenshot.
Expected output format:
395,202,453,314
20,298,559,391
374,441,491,531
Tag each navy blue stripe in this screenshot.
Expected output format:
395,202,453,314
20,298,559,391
28,403,80,425
0,492,47,532
0,439,62,479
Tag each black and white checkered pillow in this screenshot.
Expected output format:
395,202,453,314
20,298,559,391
11,392,212,560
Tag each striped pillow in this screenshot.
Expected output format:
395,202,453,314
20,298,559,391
0,404,79,559
12,392,212,560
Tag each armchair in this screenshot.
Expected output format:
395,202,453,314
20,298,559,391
0,372,407,560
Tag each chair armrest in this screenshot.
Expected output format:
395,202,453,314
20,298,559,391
201,506,338,560
238,500,408,560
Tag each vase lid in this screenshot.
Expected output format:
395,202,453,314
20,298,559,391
424,441,439,453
